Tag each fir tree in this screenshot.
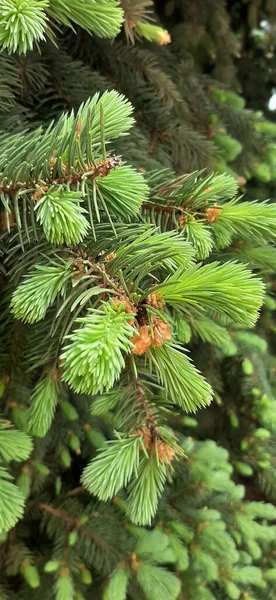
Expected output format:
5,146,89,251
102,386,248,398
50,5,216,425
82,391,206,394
1,2,276,600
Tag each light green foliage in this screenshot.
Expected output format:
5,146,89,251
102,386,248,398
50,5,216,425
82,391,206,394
213,133,242,161
95,164,148,218
44,560,60,573
0,91,134,185
0,468,26,533
232,565,264,587
16,468,31,498
0,91,149,240
235,462,254,477
103,566,129,600
1,10,276,594
60,401,78,421
0,0,48,54
47,0,123,39
168,532,189,570
10,261,72,323
134,529,170,557
22,563,40,589
191,548,219,580
191,318,232,347
242,357,254,375
96,225,195,284
0,422,32,533
231,244,276,272
252,162,271,182
82,434,142,500
234,331,267,354
0,420,32,461
35,187,89,245
147,344,213,412
82,433,178,525
185,220,213,259
136,563,181,600
173,314,192,343
54,571,74,600
88,90,135,141
27,372,59,437
126,455,168,525
61,303,135,395
223,580,240,599
156,262,264,326
134,22,169,44
0,0,123,56
214,198,276,244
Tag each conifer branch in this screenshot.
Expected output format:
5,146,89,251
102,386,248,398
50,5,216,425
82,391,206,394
0,157,122,197
38,503,122,557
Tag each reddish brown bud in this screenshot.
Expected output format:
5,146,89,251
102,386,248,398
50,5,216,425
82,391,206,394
206,207,221,223
131,325,151,355
156,440,175,463
152,318,171,347
146,291,165,309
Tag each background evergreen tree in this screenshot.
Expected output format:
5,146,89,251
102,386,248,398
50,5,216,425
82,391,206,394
1,1,276,599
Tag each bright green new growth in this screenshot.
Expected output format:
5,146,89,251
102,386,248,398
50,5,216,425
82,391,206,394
0,0,124,55
134,22,170,44
156,262,264,327
27,372,59,437
47,0,124,39
54,572,74,600
0,421,32,533
147,344,213,412
0,0,48,54
0,468,26,533
35,188,89,245
0,420,32,461
82,435,143,501
184,220,213,260
126,455,169,525
215,198,276,244
82,434,178,525
61,303,135,395
136,563,181,600
103,566,129,600
10,261,72,323
95,164,149,218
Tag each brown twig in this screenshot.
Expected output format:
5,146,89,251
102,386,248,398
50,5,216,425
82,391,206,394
134,379,158,434
39,503,121,557
0,157,121,197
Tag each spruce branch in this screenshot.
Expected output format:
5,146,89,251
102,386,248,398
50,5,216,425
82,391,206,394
0,0,48,54
0,91,134,188
38,503,121,556
35,187,90,245
82,433,143,501
147,343,213,412
104,565,129,600
61,302,136,395
27,369,59,437
136,562,181,600
0,467,26,533
0,420,32,462
47,0,124,40
152,262,264,327
10,260,73,324
0,0,124,56
126,454,168,525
